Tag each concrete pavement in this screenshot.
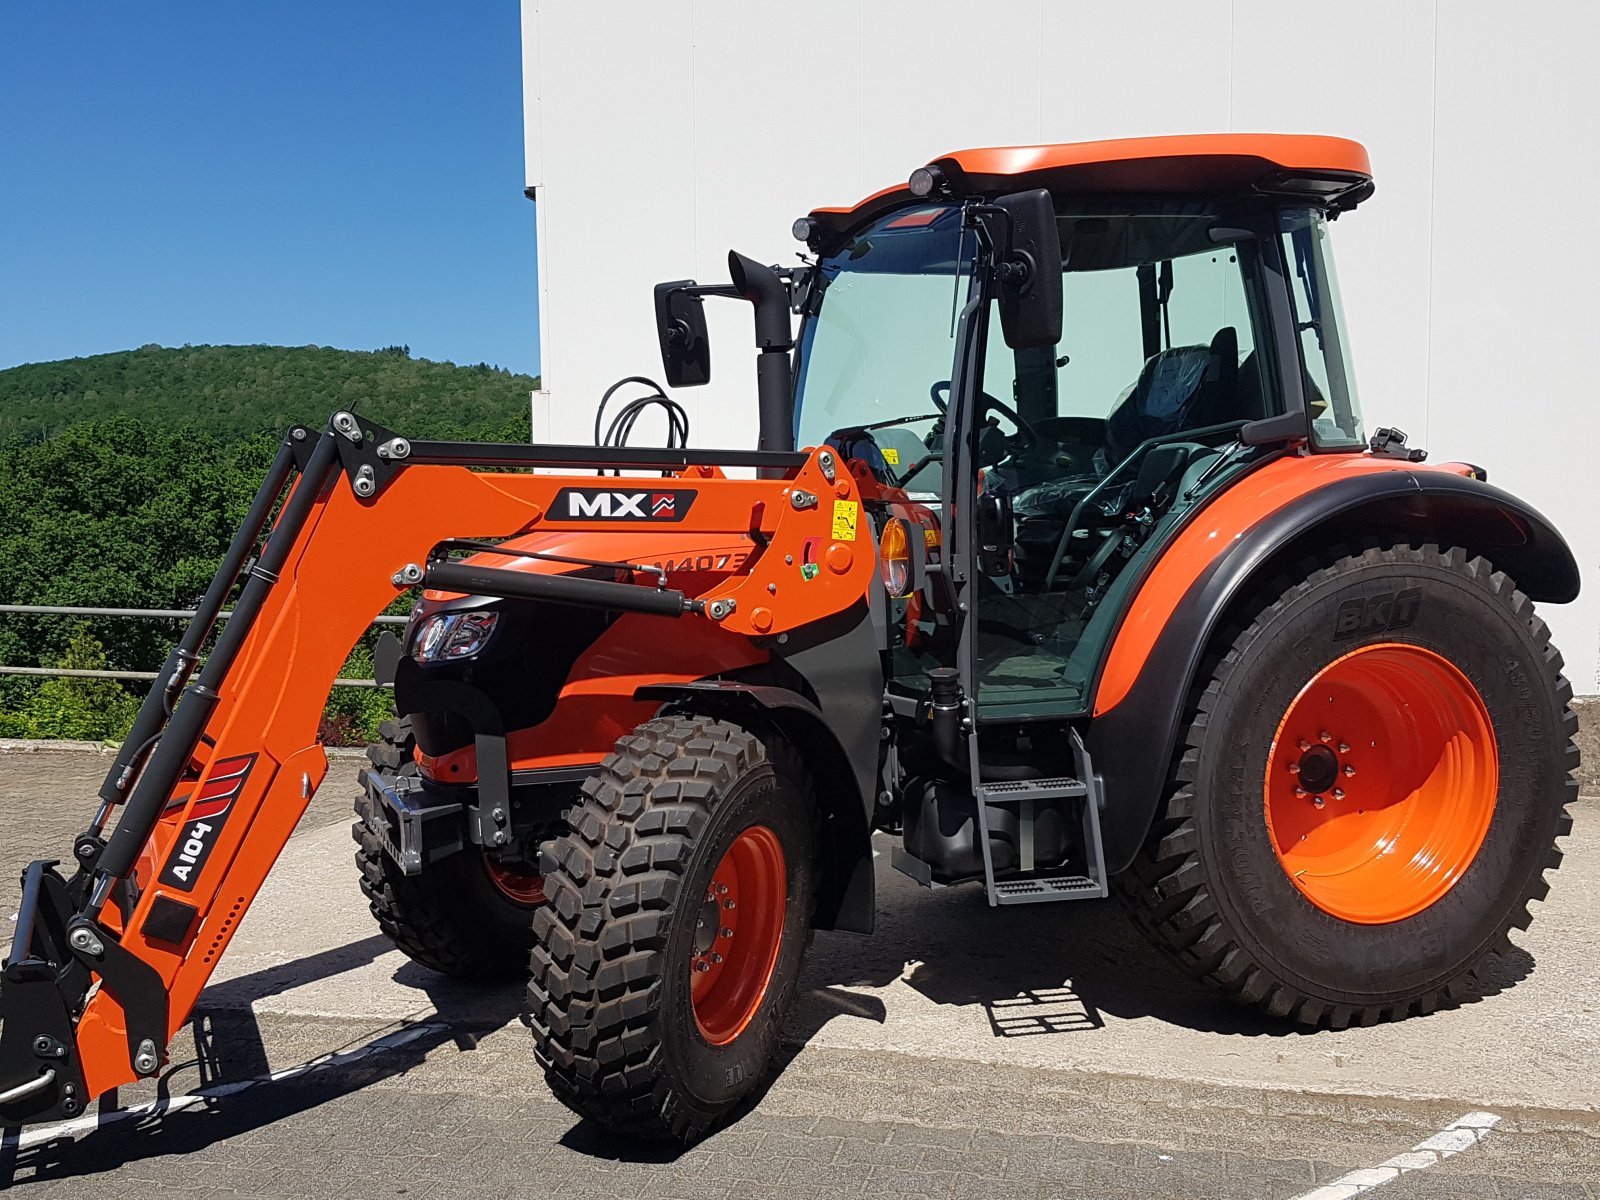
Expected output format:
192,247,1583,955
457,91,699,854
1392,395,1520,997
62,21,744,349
1,747,1597,1198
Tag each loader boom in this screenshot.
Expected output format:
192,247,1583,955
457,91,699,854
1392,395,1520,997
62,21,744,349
0,412,872,1123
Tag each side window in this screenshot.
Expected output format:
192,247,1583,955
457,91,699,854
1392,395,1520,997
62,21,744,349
1057,268,1145,416
981,228,1272,459
1281,209,1363,448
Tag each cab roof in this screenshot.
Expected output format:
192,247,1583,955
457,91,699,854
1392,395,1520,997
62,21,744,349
804,133,1373,250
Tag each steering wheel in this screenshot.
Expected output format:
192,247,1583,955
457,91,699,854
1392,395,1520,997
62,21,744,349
929,381,1038,453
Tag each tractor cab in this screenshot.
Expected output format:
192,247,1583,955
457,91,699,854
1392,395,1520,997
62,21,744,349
790,136,1381,898
795,137,1370,721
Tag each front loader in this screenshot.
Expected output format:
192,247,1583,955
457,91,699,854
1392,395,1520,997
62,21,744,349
0,134,1580,1144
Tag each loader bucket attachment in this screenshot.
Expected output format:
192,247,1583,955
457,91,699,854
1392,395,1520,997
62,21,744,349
0,411,869,1126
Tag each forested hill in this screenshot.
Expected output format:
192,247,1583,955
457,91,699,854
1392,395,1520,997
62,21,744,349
0,344,540,443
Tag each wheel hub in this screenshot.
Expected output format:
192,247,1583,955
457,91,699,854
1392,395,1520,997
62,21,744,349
1264,642,1499,925
1294,744,1340,795
689,825,786,1045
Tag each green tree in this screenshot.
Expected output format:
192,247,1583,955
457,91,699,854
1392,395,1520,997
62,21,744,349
0,628,140,740
0,345,545,746
0,345,538,443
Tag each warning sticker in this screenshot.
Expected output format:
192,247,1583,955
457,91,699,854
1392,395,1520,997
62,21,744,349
881,447,900,465
831,499,858,541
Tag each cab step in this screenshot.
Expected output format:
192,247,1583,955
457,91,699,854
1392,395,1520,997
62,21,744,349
976,776,1087,803
974,733,1108,907
992,874,1103,903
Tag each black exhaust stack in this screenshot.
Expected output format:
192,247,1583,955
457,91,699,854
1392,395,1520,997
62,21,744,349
727,251,794,463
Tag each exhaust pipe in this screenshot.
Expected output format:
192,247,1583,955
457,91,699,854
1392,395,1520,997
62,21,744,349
727,251,794,464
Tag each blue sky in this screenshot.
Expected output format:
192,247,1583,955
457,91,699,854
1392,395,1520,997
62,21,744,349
0,4,538,376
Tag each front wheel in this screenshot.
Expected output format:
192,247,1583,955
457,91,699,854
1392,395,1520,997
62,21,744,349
527,715,816,1141
1119,544,1577,1027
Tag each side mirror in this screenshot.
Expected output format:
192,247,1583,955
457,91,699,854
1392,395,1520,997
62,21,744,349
975,490,1015,577
653,280,711,387
988,188,1063,351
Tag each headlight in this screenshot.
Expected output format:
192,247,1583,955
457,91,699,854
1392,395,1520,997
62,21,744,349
412,611,500,663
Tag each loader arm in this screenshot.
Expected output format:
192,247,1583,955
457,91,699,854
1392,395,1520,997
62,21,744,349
0,413,872,1124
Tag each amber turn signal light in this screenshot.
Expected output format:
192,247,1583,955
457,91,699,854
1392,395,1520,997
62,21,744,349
879,518,913,598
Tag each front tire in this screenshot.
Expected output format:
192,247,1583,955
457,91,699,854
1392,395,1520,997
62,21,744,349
527,715,817,1141
1120,544,1577,1027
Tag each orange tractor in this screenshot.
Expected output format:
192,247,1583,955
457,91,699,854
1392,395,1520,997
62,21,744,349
0,135,1579,1142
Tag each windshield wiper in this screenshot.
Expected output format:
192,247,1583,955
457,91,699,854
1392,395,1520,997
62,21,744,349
835,413,940,436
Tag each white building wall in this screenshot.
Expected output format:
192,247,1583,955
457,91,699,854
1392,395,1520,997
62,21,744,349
522,0,1600,691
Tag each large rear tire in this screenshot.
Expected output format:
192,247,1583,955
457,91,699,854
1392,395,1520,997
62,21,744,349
1119,544,1577,1027
527,715,816,1141
354,717,543,980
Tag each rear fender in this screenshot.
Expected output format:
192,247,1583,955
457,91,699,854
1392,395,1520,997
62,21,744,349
1088,458,1579,874
637,680,877,934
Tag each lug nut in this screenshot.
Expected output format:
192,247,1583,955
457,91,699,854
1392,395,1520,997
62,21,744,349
1298,739,1312,752
1338,742,1350,753
715,883,728,895
710,953,723,965
723,899,736,910
1319,731,1333,743
719,927,733,939
1333,788,1346,800
1288,762,1300,775
1344,765,1356,777
693,960,710,973
1312,795,1326,809
1294,787,1307,798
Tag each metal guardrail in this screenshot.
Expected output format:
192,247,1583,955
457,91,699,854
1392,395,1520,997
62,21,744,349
0,605,407,688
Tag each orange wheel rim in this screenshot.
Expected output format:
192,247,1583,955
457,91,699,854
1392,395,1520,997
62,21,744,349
1263,642,1498,924
483,857,545,906
690,824,787,1046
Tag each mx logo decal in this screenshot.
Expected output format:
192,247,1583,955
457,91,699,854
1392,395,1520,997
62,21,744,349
552,488,697,522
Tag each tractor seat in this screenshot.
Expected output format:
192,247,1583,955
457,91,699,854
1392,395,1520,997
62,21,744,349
1104,327,1239,463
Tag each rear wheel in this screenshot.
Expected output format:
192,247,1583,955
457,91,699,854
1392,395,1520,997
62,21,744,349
354,717,543,980
1119,544,1577,1027
527,715,816,1141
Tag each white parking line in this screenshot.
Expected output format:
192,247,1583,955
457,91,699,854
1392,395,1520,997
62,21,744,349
2,1020,446,1153
1289,1111,1502,1200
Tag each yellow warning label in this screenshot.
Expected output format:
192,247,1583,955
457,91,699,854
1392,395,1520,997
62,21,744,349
881,447,900,465
831,499,858,542
923,526,941,547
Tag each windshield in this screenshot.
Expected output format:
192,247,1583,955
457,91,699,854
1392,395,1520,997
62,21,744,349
793,205,971,496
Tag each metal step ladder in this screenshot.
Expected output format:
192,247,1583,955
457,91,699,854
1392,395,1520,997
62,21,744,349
973,731,1109,906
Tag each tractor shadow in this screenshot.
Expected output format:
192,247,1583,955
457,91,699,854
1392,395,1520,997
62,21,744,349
786,841,1536,1042
0,936,526,1188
